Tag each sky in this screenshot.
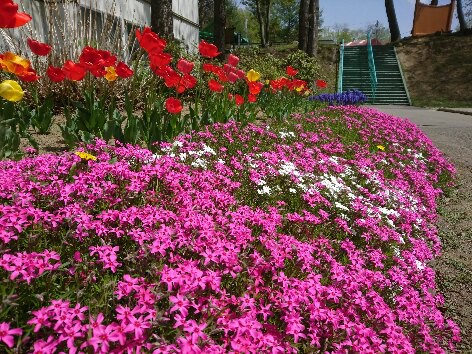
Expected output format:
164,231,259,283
319,0,458,38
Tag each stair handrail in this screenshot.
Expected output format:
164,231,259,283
337,39,344,93
367,31,377,102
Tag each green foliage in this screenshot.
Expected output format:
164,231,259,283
0,100,38,159
60,90,124,147
282,50,322,84
234,47,286,80
271,0,300,42
0,101,21,159
25,95,55,135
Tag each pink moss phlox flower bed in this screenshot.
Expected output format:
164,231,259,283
0,106,461,352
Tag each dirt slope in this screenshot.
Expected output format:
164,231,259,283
395,33,472,107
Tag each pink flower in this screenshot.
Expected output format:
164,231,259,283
183,320,207,343
169,294,190,317
128,315,151,339
0,322,22,348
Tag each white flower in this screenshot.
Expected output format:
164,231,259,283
257,186,272,195
173,141,183,148
289,188,297,193
191,158,208,169
202,144,216,155
415,259,425,271
335,202,349,212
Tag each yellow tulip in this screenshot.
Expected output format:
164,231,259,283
246,69,261,82
0,80,24,102
377,145,386,151
105,66,118,82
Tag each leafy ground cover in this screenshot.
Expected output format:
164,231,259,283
0,106,461,352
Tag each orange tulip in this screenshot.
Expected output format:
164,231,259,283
105,66,118,82
0,52,31,76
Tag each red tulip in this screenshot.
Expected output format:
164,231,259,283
203,63,216,73
235,94,244,106
27,38,52,56
177,59,194,74
18,68,39,82
176,85,187,94
227,54,239,67
248,94,257,103
62,61,87,81
0,0,32,28
248,81,263,95
198,40,220,58
79,47,116,71
208,79,224,93
216,68,229,83
158,66,180,88
116,62,133,78
286,65,298,77
181,74,197,89
228,72,239,83
90,66,106,78
165,97,183,114
236,69,246,79
46,66,66,82
149,52,172,69
316,79,327,88
136,27,166,55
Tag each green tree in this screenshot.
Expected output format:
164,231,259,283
272,0,299,43
241,0,273,46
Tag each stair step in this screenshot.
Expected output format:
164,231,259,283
340,45,409,105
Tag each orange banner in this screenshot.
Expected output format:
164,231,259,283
412,0,455,36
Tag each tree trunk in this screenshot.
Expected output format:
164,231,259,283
385,0,401,42
214,0,226,59
255,0,268,47
298,0,309,51
263,0,271,46
307,0,320,57
457,0,468,31
151,0,173,39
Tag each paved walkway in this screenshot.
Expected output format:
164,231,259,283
368,105,472,167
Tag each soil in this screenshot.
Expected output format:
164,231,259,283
395,32,472,107
25,114,68,154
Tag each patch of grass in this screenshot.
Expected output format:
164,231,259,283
411,97,472,108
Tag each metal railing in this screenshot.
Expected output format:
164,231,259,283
367,31,378,103
337,39,344,93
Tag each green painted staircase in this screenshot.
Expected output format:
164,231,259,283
342,45,410,105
